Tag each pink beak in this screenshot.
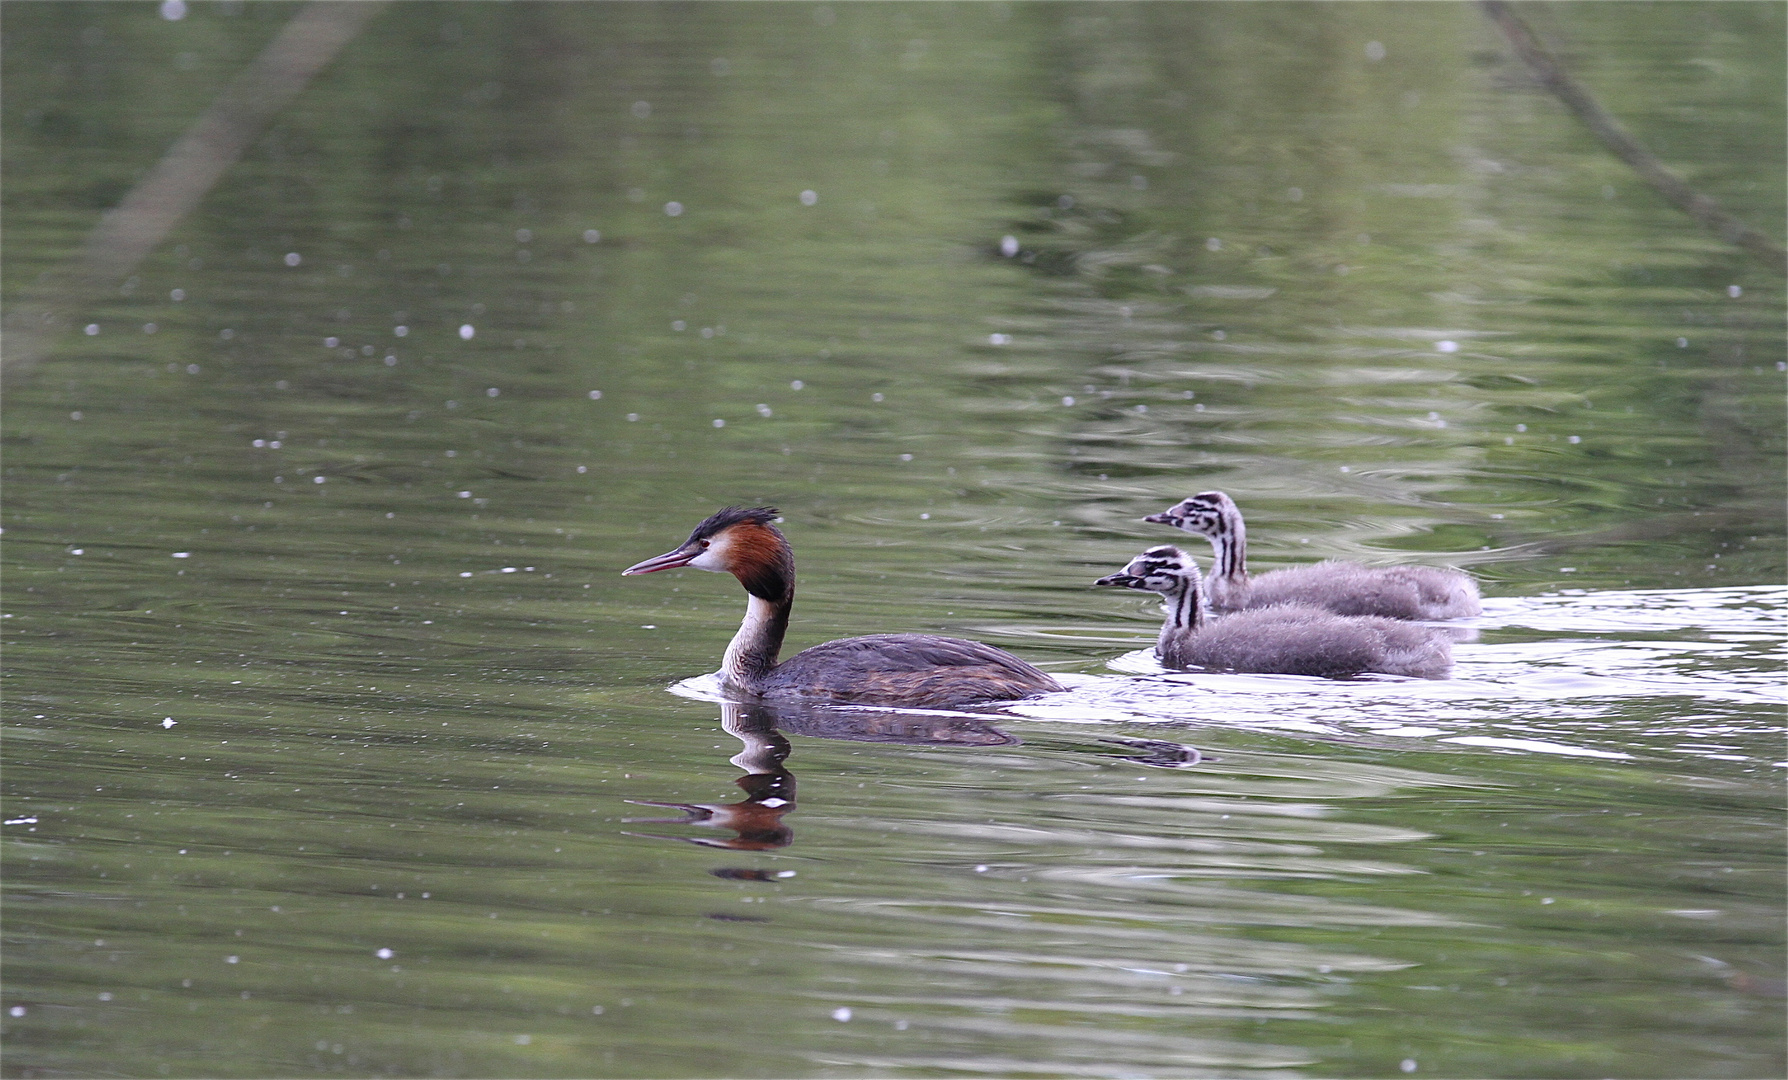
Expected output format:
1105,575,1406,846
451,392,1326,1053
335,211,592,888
623,544,699,575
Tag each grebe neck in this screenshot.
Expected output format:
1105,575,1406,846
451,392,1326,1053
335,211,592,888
722,592,791,691
1208,502,1248,585
1157,580,1206,654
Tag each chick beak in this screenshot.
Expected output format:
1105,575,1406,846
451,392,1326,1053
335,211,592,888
1095,572,1142,588
1141,512,1180,525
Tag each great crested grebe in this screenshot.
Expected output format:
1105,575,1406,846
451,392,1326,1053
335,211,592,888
1145,491,1480,620
623,507,1064,708
1096,545,1453,678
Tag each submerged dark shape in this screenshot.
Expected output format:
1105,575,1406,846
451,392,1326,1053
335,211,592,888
1097,545,1453,679
624,507,1064,707
1145,491,1480,620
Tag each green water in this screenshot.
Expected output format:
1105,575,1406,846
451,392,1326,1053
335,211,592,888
3,3,1783,1077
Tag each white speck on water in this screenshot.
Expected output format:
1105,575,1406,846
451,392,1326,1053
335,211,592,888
514,228,531,243
70,411,83,420
9,1006,24,1018
712,418,726,428
790,380,804,390
577,465,588,473
376,948,394,959
672,320,686,331
514,1035,531,1045
459,572,473,578
974,865,988,872
458,324,475,340
384,355,397,365
502,567,517,574
5,817,39,825
84,323,100,335
1727,285,1742,298
1135,404,1147,414
160,0,186,18
1568,435,1581,444
486,387,500,398
1541,897,1555,904
583,229,601,243
989,333,1012,345
1677,337,1688,347
1436,340,1459,352
592,1005,605,1014
895,1019,909,1030
225,956,239,964
589,390,603,399
626,413,640,422
800,189,818,206
284,252,301,267
631,100,651,118
458,491,472,498
1559,567,1577,573
1400,1059,1417,1074
1365,39,1386,61
919,512,929,519
776,870,796,878
1062,395,1075,406
185,363,199,374
162,718,176,728
144,323,158,334
664,201,683,217
313,476,326,484
999,235,1019,256
170,288,185,301
641,624,655,630
1339,466,1350,473
172,552,191,558
831,1007,852,1022
871,392,885,402
1212,329,1226,340
1205,237,1222,251
394,325,408,337
1516,423,1527,432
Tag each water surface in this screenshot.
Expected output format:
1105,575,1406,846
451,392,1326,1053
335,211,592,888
3,3,1783,1077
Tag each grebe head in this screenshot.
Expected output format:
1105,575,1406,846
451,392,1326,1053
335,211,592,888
1142,491,1235,537
623,506,794,600
1094,544,1199,595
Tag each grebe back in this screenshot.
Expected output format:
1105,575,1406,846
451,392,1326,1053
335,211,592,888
1145,491,1480,619
623,507,1064,708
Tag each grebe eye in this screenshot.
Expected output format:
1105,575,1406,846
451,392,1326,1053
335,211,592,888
697,539,711,550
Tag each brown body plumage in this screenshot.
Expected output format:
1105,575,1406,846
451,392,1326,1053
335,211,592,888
624,507,1064,708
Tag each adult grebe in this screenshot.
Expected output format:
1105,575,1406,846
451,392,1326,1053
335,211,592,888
1096,545,1453,678
623,507,1065,708
1144,491,1480,619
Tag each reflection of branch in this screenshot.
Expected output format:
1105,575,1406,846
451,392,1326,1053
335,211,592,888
2,2,386,379
1480,0,1786,273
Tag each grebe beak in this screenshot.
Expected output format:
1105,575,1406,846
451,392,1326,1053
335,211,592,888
623,543,701,575
1141,511,1181,525
1094,572,1142,588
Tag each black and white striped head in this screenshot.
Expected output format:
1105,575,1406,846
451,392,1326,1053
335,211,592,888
1095,545,1202,596
1142,491,1237,539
